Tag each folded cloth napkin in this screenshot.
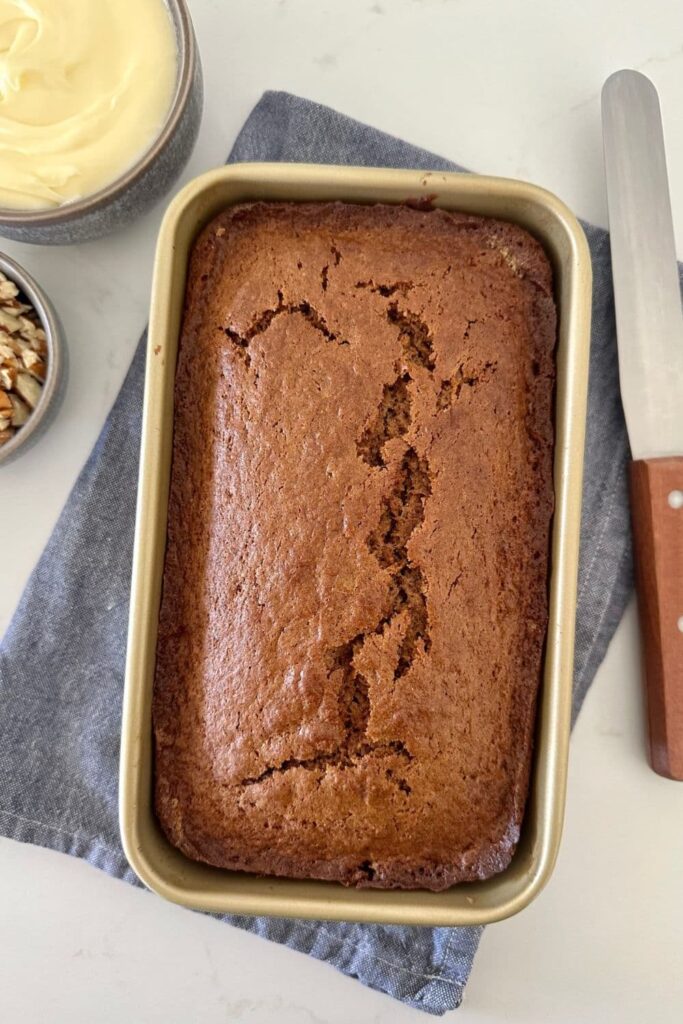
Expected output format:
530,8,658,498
0,91,644,1015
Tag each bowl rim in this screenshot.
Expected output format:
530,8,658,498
0,0,196,228
0,252,64,465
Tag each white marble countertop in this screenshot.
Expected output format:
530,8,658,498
1,0,683,1020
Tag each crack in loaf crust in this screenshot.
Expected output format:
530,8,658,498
153,202,556,891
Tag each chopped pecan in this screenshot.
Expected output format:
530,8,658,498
0,270,48,445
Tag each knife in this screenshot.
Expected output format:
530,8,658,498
602,69,683,780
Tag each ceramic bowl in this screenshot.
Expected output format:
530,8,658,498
0,252,67,466
0,0,203,246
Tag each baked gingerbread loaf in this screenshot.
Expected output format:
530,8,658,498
153,201,556,891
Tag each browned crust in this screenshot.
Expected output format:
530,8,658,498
153,202,556,891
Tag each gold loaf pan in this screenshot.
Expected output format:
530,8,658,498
120,163,592,926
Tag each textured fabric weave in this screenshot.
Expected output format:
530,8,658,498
1,91,647,1014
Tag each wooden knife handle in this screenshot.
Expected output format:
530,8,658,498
630,457,683,780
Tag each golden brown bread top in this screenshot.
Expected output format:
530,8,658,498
153,202,556,890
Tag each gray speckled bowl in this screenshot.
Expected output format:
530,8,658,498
0,252,67,466
0,0,203,245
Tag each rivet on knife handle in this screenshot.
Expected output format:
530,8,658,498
630,458,683,780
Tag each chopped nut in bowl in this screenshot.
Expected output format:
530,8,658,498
0,253,66,466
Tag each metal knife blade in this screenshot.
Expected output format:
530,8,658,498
602,69,683,460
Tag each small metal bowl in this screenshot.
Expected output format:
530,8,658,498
0,0,203,245
0,252,67,466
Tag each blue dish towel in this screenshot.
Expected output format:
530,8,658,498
0,91,647,1014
